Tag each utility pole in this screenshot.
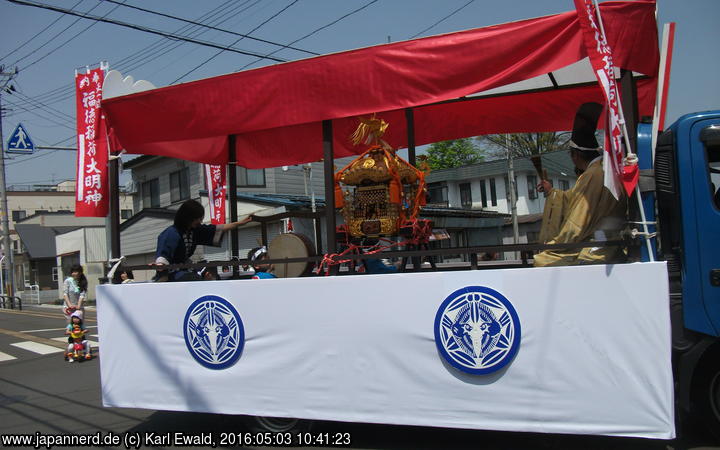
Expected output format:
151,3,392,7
0,66,18,297
506,135,519,260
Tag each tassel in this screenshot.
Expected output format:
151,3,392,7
334,182,345,209
389,179,401,204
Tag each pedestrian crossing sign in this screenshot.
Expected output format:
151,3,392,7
6,123,35,154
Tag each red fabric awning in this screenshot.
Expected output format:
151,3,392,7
101,0,659,167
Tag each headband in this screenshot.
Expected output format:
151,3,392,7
569,140,602,152
251,246,268,262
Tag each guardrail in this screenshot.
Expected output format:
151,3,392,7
121,239,628,277
0,295,23,310
22,284,40,304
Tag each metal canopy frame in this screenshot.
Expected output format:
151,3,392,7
112,68,641,276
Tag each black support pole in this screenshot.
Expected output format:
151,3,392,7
405,108,416,167
228,135,239,277
620,69,639,154
322,121,336,270
108,156,120,259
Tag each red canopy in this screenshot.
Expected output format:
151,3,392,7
101,0,659,167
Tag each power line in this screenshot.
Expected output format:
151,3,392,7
101,0,318,57
409,0,475,39
2,98,75,130
12,88,75,121
0,0,83,62
8,0,103,67
6,0,289,62
172,0,302,84
236,0,379,72
6,148,60,166
6,177,73,185
114,0,262,81
7,1,257,110
20,1,128,71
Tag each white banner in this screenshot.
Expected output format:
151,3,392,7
97,262,673,439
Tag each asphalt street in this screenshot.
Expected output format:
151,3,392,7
0,305,717,450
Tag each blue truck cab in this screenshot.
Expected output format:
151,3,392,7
643,110,720,434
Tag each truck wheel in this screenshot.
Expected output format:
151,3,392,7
692,354,720,439
242,416,313,433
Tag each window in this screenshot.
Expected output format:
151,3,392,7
527,175,538,200
480,180,488,208
142,179,160,208
705,138,720,209
11,210,26,222
237,167,265,187
170,168,190,202
459,183,472,209
35,209,49,215
52,267,59,282
560,179,570,191
489,178,497,206
427,183,448,206
12,240,21,253
121,209,133,219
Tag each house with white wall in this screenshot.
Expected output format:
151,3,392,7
120,156,332,280
425,151,577,256
121,155,510,274
6,183,133,301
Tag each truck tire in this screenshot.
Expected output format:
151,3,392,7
691,352,720,440
242,416,314,433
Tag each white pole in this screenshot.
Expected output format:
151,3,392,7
0,255,4,297
506,135,519,260
305,163,317,248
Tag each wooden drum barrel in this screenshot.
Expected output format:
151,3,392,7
268,233,316,278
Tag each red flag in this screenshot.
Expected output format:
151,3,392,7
75,68,109,216
574,0,637,198
205,164,226,224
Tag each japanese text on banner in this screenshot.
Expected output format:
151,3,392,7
75,68,109,217
205,164,226,224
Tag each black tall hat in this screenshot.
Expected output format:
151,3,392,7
569,102,604,151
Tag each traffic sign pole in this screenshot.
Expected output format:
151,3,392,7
0,88,16,298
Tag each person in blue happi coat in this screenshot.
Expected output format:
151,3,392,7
154,199,250,282
247,246,277,279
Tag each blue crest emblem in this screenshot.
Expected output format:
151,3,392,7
434,286,520,375
183,295,244,370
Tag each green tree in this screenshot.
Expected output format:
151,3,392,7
426,138,484,170
476,132,571,160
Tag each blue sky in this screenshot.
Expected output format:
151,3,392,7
1,0,718,187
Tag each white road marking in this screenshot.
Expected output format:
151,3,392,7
0,351,17,362
20,326,98,333
10,341,63,355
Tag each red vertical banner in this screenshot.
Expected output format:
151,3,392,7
205,164,226,224
574,0,637,198
75,68,109,216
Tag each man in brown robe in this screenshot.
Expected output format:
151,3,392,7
533,103,627,267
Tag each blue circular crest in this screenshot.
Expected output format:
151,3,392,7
183,295,244,370
434,286,521,375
